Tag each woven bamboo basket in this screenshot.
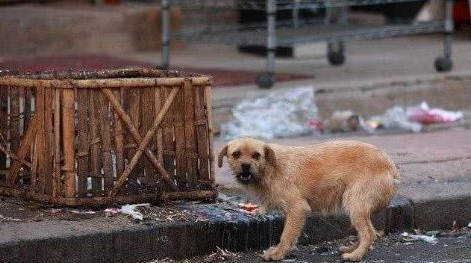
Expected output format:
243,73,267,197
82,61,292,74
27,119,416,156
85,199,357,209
0,68,216,206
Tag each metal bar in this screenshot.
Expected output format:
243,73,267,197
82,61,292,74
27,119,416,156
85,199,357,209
444,0,454,60
161,0,171,69
266,0,277,75
293,0,300,28
338,6,348,53
169,0,431,10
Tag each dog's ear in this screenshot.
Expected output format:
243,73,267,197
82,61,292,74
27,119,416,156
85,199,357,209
264,145,276,166
218,145,228,168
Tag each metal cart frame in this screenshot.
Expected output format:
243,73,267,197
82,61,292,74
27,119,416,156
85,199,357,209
160,0,454,88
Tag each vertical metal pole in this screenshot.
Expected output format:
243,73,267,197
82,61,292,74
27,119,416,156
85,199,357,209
444,0,454,60
266,0,277,76
326,3,334,54
469,0,471,32
161,0,171,69
338,6,347,54
293,0,300,28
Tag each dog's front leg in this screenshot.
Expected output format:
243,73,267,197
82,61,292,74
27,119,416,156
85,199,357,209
263,201,310,261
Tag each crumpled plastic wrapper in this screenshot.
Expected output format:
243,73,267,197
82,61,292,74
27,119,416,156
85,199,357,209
406,101,463,124
370,106,422,133
221,87,318,140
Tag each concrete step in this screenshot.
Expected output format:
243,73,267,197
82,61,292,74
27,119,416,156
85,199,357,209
0,3,182,59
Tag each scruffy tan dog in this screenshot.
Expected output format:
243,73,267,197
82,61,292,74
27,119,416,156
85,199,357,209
218,137,399,262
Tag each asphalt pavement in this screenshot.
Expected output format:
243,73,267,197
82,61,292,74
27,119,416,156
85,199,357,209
162,229,471,263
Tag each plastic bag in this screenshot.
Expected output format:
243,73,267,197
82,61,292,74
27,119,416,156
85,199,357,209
221,87,318,140
406,101,463,124
370,106,422,133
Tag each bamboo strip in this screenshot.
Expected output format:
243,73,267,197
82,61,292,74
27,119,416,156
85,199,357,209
8,115,39,185
34,87,46,194
0,186,216,207
53,89,61,197
76,89,90,197
194,87,210,183
204,86,216,186
161,87,175,190
0,144,32,168
101,88,178,192
173,85,186,189
14,68,177,80
62,89,76,198
127,88,141,191
109,88,179,196
99,93,113,192
141,86,156,191
89,91,102,196
10,86,20,156
0,77,211,89
0,87,7,170
183,80,197,189
43,87,54,195
155,87,163,164
113,89,125,180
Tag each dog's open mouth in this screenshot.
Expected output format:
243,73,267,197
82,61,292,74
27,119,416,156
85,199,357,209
237,172,253,184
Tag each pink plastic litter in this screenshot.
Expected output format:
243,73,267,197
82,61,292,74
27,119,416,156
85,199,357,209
406,102,463,125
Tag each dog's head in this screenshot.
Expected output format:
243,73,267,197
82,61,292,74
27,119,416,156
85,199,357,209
218,137,276,185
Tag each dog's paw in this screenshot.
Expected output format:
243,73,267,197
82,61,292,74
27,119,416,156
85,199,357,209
339,245,352,254
262,245,288,261
341,252,363,262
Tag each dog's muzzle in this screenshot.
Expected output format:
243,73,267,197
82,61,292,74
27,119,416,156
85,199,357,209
237,172,253,184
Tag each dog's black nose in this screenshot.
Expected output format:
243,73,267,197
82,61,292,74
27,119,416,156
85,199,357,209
241,163,251,171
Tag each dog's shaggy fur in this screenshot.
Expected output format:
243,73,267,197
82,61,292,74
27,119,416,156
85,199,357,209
218,137,399,262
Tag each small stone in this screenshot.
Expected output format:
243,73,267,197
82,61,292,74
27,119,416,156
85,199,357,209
316,247,329,253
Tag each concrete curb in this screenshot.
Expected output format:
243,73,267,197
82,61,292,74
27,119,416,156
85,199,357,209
1,195,470,263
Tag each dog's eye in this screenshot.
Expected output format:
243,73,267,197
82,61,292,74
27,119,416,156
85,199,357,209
232,151,241,158
252,152,261,160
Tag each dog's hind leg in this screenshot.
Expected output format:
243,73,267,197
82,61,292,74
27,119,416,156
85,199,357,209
341,210,377,262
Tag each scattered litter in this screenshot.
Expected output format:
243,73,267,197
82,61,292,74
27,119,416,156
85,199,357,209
105,208,121,217
363,120,381,131
221,87,319,140
324,110,363,133
406,102,463,124
148,258,175,263
401,232,438,244
369,106,422,133
70,210,96,215
217,193,237,203
238,203,259,214
307,119,324,132
0,214,21,222
204,246,239,262
120,203,151,221
426,230,440,237
49,208,63,214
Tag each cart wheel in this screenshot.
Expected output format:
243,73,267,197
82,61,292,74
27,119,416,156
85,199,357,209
434,57,452,72
327,51,345,66
256,73,275,89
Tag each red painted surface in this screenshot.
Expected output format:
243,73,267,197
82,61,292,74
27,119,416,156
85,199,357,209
0,54,311,87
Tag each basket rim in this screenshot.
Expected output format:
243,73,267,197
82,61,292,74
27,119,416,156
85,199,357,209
0,68,212,88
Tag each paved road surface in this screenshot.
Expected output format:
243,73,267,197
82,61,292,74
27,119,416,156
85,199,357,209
159,230,471,263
